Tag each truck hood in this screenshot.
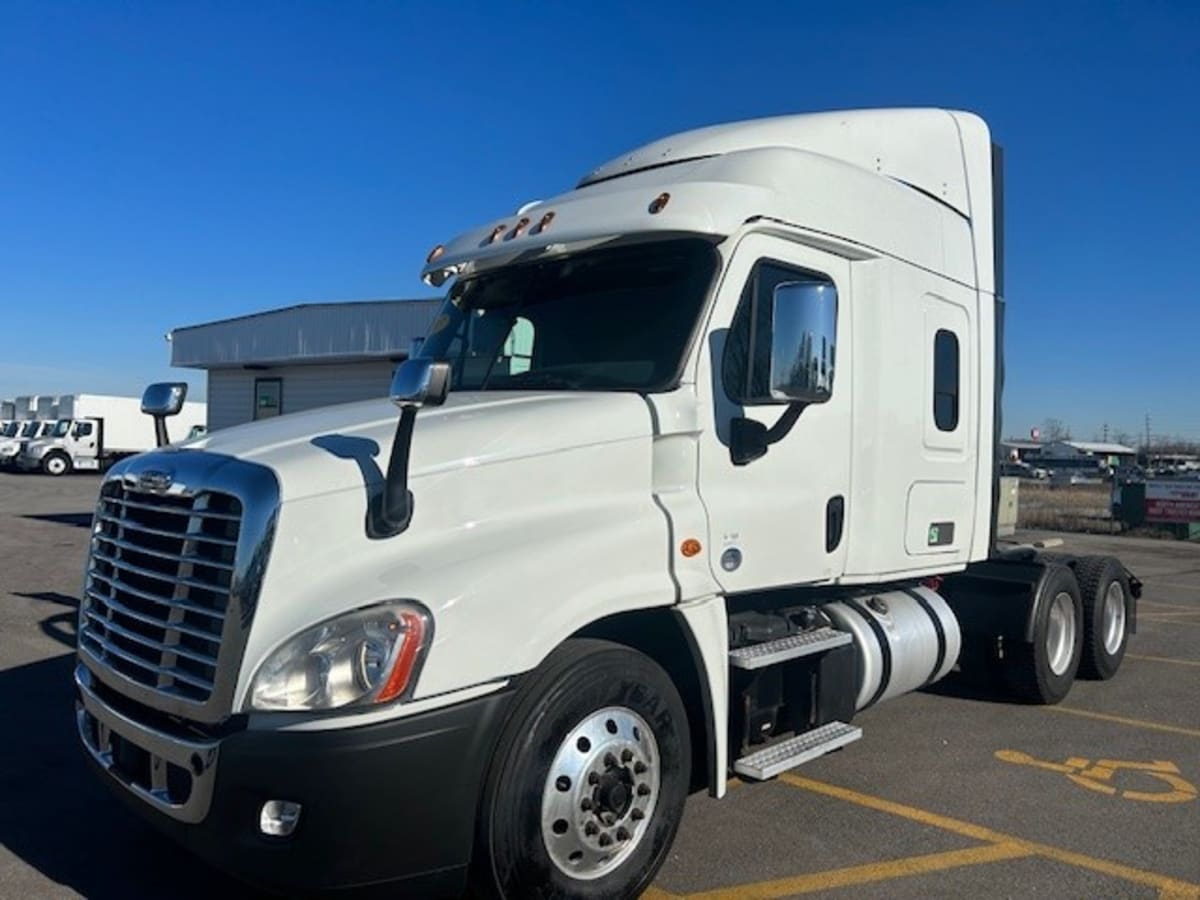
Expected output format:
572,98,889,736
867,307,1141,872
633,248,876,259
181,391,655,503
23,438,63,454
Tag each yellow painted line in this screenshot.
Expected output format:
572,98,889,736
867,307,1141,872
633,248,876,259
1129,653,1200,668
1045,706,1200,739
642,889,681,899
780,774,1200,896
677,843,1031,899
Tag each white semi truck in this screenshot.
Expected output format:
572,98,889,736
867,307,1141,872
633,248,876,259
17,392,206,475
0,396,57,467
74,109,1139,898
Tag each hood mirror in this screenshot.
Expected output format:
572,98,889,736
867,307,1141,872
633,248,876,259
390,359,451,410
142,382,188,417
142,382,189,448
377,359,452,539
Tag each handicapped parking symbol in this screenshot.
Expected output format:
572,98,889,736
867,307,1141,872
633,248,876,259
996,750,1198,803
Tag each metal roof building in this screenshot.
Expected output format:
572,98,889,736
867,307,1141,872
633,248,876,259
171,299,441,430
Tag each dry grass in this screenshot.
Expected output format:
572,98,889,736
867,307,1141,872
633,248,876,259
1016,482,1118,533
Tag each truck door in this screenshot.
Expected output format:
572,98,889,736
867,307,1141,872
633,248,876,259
72,420,98,461
696,233,853,590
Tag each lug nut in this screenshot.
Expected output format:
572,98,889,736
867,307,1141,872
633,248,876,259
588,772,599,785
584,821,599,836
637,783,651,796
598,832,613,847
621,748,634,763
634,761,647,774
631,808,645,821
580,798,593,811
604,752,618,767
617,827,631,841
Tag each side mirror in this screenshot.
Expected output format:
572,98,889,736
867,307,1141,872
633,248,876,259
769,281,837,404
390,359,451,410
142,382,189,448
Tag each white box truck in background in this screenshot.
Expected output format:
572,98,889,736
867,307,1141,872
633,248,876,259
18,393,206,475
0,400,14,431
74,109,1141,897
0,396,57,467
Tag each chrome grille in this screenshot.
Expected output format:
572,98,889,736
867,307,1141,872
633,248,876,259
81,480,243,704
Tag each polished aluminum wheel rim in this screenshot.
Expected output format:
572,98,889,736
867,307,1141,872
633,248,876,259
541,706,660,880
47,457,66,474
1046,590,1076,676
1102,580,1127,655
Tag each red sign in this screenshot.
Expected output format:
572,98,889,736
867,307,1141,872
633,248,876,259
1145,481,1200,524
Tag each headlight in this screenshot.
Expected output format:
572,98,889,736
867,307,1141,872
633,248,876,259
0,445,17,456
247,602,431,711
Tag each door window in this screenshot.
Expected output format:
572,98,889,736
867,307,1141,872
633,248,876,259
722,260,837,404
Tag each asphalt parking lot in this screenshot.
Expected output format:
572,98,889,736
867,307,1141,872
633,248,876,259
1,472,1197,899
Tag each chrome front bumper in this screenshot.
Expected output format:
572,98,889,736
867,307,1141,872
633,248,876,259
75,664,219,824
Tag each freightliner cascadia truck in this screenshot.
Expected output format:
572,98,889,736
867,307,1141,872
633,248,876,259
75,109,1139,898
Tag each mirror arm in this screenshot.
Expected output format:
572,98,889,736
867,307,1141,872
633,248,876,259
764,402,806,443
153,417,169,448
375,407,418,538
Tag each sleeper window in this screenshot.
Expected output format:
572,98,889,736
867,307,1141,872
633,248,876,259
933,329,959,431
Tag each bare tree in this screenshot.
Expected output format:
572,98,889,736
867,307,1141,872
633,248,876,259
1040,418,1070,442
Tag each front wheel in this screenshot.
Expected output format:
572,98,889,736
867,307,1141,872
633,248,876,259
472,639,690,899
42,452,72,477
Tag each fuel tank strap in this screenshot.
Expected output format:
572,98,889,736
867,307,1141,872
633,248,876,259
904,587,948,686
841,597,891,710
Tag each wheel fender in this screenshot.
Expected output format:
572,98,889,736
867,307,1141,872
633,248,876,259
673,595,728,798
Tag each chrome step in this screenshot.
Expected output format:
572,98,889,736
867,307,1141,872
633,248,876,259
733,721,862,781
728,626,852,670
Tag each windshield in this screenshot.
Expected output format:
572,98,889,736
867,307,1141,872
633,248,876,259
21,422,39,437
1,422,18,438
417,238,718,392
52,420,72,437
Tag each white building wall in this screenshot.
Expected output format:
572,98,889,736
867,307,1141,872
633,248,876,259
207,361,396,431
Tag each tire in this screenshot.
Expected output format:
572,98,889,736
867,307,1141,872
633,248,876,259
471,639,691,899
42,452,72,477
1074,556,1130,680
1004,564,1083,704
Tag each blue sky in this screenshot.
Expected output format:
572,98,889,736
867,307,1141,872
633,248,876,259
2,1,1197,443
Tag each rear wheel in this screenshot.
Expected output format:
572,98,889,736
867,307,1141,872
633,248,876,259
42,452,71,476
1005,564,1082,704
472,639,690,899
1074,556,1130,680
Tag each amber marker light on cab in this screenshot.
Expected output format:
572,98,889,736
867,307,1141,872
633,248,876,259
680,538,702,558
649,192,670,214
